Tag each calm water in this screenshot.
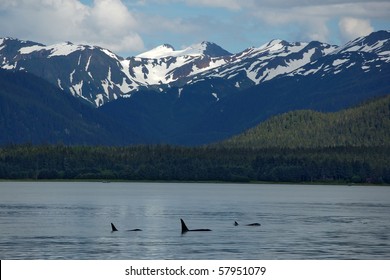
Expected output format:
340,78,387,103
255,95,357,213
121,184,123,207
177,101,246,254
0,182,389,260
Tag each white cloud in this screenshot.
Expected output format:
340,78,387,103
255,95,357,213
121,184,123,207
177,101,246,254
339,17,374,41
0,0,144,54
245,1,389,43
184,0,243,10
89,0,138,33
1,0,389,56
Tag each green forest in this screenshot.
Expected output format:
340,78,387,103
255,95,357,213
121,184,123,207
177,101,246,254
1,94,389,184
220,94,390,148
0,145,389,183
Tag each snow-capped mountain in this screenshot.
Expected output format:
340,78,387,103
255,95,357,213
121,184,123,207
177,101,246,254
335,30,390,59
0,39,233,106
187,40,337,89
289,30,390,78
1,31,389,109
0,38,142,106
1,31,390,145
137,41,231,58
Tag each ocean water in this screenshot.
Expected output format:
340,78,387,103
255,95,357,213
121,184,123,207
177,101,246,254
0,182,389,259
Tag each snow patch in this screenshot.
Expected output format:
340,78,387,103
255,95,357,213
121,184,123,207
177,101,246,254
137,42,211,59
57,79,64,90
333,59,349,67
339,38,388,54
333,69,342,75
379,50,390,56
247,48,316,84
101,48,119,59
118,77,133,93
85,56,92,71
137,44,176,59
120,59,131,77
2,63,17,70
258,39,284,52
95,94,105,107
70,69,76,83
107,66,112,81
19,42,87,57
101,80,111,95
71,81,83,97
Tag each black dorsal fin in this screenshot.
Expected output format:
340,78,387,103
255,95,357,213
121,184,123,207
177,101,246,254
181,219,189,233
111,223,118,232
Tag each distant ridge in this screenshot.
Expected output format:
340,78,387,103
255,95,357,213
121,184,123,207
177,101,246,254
220,94,390,149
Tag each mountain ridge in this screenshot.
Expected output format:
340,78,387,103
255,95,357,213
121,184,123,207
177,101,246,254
2,31,388,107
0,31,390,146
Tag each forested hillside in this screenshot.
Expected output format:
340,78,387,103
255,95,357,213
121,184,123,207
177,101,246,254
220,94,390,148
0,69,141,145
0,145,389,184
1,95,389,184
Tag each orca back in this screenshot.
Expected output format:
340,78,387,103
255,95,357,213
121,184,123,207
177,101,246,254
247,223,261,226
181,219,211,233
234,221,261,226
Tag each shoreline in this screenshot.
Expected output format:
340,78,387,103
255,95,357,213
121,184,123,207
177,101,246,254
1,179,389,187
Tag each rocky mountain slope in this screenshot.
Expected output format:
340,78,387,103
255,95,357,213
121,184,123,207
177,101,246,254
2,31,388,108
0,31,389,145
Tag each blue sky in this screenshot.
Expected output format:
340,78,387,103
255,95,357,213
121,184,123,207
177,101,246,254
1,0,389,57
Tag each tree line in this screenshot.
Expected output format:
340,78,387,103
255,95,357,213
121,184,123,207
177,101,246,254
1,144,389,184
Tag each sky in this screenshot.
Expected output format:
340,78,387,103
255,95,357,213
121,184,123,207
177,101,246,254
0,0,389,57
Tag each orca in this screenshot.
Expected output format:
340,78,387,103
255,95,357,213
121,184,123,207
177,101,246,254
181,219,211,234
111,223,142,232
234,221,261,226
111,222,118,232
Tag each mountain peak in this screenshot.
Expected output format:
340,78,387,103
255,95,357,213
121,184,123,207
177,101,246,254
336,30,390,57
258,39,297,52
162,43,175,50
136,41,231,59
136,44,176,58
197,41,232,57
